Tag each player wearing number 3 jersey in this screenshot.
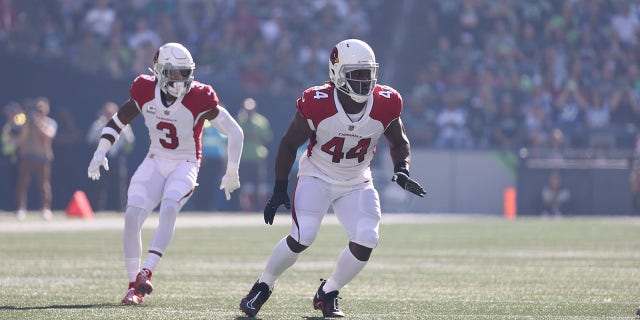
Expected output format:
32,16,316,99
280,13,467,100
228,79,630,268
87,43,244,305
240,39,426,318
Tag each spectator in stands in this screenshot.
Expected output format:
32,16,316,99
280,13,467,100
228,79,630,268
15,97,57,220
40,20,64,61
553,77,588,147
467,96,491,148
434,93,472,149
0,0,17,42
103,33,132,79
522,102,551,148
585,89,614,149
403,69,437,147
542,129,565,162
492,92,523,149
611,3,640,48
83,0,116,42
127,19,161,53
73,31,102,74
540,170,571,217
609,79,640,147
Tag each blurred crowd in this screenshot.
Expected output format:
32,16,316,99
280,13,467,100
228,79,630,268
3,0,640,152
402,0,640,151
0,0,380,98
3,0,640,213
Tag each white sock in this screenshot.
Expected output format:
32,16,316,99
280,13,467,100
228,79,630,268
259,237,299,289
142,251,162,272
143,199,181,271
125,258,140,282
323,246,367,293
123,206,149,282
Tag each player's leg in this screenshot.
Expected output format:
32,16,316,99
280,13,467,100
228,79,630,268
122,158,164,303
122,205,151,304
240,176,330,317
141,160,198,276
261,176,330,286
314,182,381,317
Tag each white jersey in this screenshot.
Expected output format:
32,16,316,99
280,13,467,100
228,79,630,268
129,75,219,162
296,83,402,185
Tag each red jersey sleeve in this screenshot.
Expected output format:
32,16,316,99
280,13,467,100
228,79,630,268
296,83,338,130
370,85,403,129
129,75,156,111
182,81,220,116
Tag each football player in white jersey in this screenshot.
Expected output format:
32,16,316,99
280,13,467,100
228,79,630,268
87,42,244,305
240,39,426,318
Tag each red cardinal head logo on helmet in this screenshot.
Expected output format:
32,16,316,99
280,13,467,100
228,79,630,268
330,47,339,65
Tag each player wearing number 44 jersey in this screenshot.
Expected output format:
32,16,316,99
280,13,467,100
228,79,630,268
240,39,426,318
87,42,244,305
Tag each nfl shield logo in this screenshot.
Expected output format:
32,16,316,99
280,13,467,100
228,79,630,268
348,125,355,131
164,110,170,115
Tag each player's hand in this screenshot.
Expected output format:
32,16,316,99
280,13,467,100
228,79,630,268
264,190,291,225
392,172,426,197
219,168,240,200
87,151,109,181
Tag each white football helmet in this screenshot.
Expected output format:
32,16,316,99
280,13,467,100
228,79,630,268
152,43,195,98
329,39,379,103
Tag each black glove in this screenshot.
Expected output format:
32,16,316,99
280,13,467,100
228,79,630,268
392,161,426,197
264,180,291,225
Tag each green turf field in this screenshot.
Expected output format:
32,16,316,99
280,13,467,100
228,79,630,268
0,213,639,319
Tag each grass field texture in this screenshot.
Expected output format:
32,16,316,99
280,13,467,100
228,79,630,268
0,213,639,319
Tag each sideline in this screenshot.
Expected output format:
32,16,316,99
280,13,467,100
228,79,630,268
0,212,480,233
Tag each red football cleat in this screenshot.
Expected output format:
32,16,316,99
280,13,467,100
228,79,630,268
121,288,144,305
135,268,153,295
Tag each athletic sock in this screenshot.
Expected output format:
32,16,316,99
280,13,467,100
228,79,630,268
259,237,299,290
323,246,367,293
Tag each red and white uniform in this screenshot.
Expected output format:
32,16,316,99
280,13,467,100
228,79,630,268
127,75,220,211
130,74,219,162
291,83,402,248
296,83,402,185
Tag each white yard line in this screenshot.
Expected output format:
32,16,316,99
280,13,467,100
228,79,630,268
0,212,474,233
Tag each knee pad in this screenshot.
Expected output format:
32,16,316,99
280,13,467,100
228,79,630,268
355,228,379,249
124,206,148,230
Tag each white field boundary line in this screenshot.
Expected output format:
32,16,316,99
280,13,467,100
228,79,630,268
2,212,639,233
0,213,484,233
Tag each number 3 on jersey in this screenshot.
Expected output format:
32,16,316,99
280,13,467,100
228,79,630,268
157,121,178,149
321,137,371,163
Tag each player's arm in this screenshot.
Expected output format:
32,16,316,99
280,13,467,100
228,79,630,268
275,111,312,181
263,111,312,224
384,117,411,170
206,105,244,200
101,99,140,143
384,118,426,197
87,99,140,180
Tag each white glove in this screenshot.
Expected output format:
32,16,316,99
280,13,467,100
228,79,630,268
88,151,109,181
219,168,240,200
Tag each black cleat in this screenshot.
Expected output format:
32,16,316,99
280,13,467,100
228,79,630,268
313,279,345,318
239,281,272,317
